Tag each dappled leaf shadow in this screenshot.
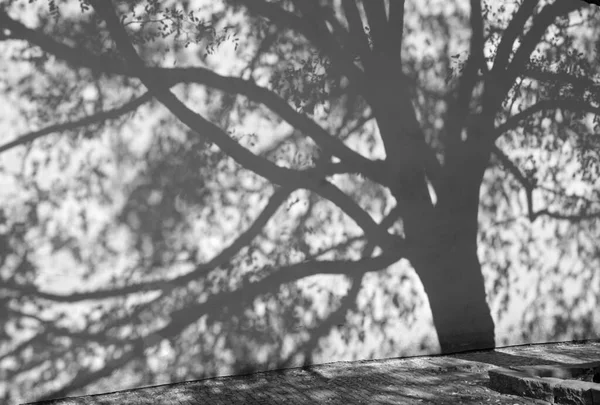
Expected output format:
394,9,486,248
0,0,599,403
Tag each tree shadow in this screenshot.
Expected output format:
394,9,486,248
2,114,598,404
1,2,599,404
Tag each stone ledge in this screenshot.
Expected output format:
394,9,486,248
489,362,600,404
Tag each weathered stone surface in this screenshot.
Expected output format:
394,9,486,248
553,379,596,405
488,368,558,402
515,361,600,382
490,363,600,405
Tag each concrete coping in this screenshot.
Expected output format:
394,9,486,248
489,361,600,404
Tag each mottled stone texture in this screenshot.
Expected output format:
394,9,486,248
553,380,594,404
489,368,560,402
489,362,600,404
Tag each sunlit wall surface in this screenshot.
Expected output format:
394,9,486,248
0,0,599,403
